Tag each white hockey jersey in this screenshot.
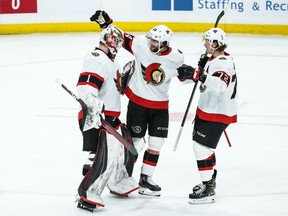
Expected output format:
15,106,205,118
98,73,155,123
196,53,238,124
122,34,184,109
76,49,121,118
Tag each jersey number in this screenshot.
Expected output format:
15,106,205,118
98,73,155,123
230,74,237,99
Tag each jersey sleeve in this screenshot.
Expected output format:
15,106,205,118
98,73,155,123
76,53,106,98
122,32,135,54
203,57,234,93
122,33,143,56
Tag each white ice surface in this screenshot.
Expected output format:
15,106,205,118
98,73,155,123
0,32,288,216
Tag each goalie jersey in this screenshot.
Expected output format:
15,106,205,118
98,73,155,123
76,48,121,118
122,35,184,109
197,53,238,124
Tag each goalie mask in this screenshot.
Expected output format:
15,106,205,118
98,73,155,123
100,25,123,58
146,25,172,54
204,28,227,51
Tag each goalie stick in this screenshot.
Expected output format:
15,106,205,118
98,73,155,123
55,79,138,156
173,10,226,151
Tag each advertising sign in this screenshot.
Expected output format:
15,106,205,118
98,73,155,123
0,0,37,14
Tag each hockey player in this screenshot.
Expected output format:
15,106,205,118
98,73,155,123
75,25,139,211
177,28,238,204
90,10,188,196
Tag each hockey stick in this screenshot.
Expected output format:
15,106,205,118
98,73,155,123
173,10,225,151
224,130,231,147
55,79,138,156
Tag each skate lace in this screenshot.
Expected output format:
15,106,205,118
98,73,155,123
147,176,157,186
193,183,203,191
193,184,206,195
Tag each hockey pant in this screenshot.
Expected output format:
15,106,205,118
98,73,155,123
78,125,138,206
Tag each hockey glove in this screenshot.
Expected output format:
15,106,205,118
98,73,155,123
90,10,113,29
198,54,209,71
82,93,104,131
115,60,135,95
177,64,200,82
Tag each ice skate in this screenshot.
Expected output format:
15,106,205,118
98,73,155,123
138,174,161,197
76,197,97,212
189,169,217,204
76,188,105,212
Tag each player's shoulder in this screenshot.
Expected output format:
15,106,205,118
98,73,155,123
171,47,183,54
214,54,234,71
169,47,184,61
86,50,111,63
90,49,108,59
214,53,234,64
133,35,146,46
83,50,109,70
217,52,233,61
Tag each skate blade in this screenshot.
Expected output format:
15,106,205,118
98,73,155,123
138,187,161,197
77,201,97,212
76,197,104,212
188,195,215,204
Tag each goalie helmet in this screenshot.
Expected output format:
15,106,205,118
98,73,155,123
204,28,227,50
146,25,172,54
100,25,123,58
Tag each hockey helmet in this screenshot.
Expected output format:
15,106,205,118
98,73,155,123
146,25,172,53
100,25,123,57
204,28,227,50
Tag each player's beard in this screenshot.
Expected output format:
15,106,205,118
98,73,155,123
149,44,159,53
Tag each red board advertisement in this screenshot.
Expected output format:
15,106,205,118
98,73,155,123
0,0,37,14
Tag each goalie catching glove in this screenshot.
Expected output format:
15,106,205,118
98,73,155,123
90,10,113,29
81,93,104,131
115,60,135,95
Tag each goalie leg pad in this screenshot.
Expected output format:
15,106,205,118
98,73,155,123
120,124,136,176
107,126,138,196
108,177,139,196
80,190,105,207
78,129,117,206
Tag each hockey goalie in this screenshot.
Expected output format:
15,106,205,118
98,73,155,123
74,25,139,212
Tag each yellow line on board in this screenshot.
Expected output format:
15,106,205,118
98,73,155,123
0,22,287,35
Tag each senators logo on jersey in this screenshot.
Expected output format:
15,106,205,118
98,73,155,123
141,63,165,86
